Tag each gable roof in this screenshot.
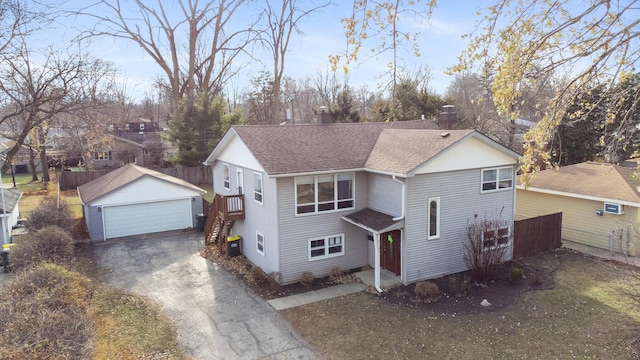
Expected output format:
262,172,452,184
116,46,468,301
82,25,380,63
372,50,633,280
365,129,475,175
78,163,205,204
206,120,439,175
519,162,640,204
0,188,22,214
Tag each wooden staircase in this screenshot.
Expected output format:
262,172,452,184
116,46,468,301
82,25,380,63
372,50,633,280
204,194,245,253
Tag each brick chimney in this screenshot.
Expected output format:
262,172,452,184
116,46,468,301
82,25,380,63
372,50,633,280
437,105,457,130
317,106,332,124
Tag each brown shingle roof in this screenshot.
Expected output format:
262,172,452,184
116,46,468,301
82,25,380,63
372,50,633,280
342,208,403,232
232,120,438,175
523,162,640,203
366,129,474,174
78,164,205,204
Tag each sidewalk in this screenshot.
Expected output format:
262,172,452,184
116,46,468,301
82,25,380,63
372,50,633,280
267,283,367,311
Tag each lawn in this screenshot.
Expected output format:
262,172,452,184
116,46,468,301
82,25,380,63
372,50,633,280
281,252,640,359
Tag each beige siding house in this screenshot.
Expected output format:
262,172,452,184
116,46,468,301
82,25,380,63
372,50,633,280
516,162,640,256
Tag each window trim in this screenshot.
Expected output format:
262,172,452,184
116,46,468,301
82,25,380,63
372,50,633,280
294,173,355,216
427,197,440,240
256,231,265,256
481,166,513,193
253,172,263,204
308,233,345,261
482,226,511,249
223,163,230,190
94,151,111,160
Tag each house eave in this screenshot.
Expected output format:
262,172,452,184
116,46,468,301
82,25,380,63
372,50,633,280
516,185,640,208
268,167,367,178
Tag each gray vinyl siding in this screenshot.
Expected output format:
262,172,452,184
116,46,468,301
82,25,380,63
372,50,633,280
368,173,402,217
403,167,515,283
276,171,369,283
230,170,280,274
85,205,104,241
212,162,280,274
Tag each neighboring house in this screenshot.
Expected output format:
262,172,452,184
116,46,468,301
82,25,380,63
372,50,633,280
78,163,206,241
0,188,22,244
517,161,640,256
92,135,147,169
203,120,520,289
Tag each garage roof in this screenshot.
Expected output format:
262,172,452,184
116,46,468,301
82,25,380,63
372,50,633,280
78,164,206,204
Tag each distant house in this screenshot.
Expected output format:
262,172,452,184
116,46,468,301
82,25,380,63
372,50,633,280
203,120,520,289
78,164,206,241
517,161,640,256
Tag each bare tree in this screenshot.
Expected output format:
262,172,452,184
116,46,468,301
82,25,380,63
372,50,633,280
78,0,259,107
259,0,330,124
0,42,116,180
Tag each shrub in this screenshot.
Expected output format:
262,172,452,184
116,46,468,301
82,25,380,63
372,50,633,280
0,263,93,359
463,212,510,283
414,281,440,303
71,218,90,241
300,271,314,289
27,197,75,232
509,267,524,285
10,226,75,271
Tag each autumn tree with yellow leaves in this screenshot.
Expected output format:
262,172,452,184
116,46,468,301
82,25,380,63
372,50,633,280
451,0,640,181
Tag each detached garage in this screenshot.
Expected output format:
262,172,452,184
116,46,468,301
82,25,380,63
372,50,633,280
78,164,206,241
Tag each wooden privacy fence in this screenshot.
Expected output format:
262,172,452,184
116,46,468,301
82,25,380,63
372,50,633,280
513,212,562,258
58,166,212,190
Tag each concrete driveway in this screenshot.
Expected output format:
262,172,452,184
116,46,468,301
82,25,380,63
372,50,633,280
94,231,319,360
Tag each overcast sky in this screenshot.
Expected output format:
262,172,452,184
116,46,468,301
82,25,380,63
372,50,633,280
54,1,494,101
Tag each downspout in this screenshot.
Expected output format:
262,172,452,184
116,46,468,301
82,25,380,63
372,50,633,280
392,175,405,221
373,230,383,293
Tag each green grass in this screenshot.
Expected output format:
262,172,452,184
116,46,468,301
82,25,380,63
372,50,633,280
281,252,640,359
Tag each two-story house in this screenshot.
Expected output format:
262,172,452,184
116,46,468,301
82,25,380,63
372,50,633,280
203,120,520,290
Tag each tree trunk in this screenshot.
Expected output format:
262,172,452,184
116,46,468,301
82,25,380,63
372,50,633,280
38,130,50,183
29,147,38,181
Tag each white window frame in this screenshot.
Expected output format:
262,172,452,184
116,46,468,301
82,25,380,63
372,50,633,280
139,123,145,130
256,231,265,255
294,173,355,216
427,197,440,240
308,233,345,261
94,151,111,160
223,163,230,190
253,172,263,204
481,166,513,193
482,226,511,249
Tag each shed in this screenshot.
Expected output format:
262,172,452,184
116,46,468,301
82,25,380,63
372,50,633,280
78,164,206,241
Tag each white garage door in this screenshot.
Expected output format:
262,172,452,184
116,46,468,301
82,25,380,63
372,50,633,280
103,199,192,239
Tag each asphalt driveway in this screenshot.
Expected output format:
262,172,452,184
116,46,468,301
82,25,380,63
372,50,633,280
94,231,319,360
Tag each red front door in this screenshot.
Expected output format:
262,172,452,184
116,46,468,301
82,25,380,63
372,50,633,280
381,229,401,276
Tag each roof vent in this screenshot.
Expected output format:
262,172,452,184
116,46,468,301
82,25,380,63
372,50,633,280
440,132,450,138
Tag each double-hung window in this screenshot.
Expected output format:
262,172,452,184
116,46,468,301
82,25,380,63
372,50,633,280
481,167,513,192
483,226,510,248
256,232,265,255
94,151,111,160
253,172,263,204
223,164,230,190
308,234,344,260
295,173,354,215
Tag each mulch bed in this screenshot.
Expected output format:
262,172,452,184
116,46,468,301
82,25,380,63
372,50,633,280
201,243,561,315
377,253,559,316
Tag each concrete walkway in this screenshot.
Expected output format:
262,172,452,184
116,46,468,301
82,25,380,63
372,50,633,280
267,283,367,311
562,240,640,267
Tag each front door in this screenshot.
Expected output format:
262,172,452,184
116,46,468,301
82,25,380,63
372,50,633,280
381,229,401,276
236,168,243,194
